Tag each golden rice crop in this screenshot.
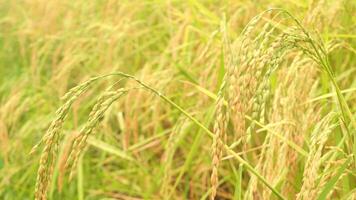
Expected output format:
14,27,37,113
0,0,355,200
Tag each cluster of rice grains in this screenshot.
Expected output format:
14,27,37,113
32,77,101,200
32,76,129,200
210,9,353,200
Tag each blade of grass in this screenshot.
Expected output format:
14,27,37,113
231,163,243,200
316,157,351,200
188,0,219,22
176,65,198,84
77,155,84,200
87,137,134,161
306,87,356,103
324,34,356,39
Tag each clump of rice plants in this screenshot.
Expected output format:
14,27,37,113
31,9,355,200
0,0,355,199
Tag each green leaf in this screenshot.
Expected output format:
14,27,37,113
317,157,351,200
0,156,3,169
87,137,134,161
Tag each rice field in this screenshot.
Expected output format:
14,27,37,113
0,0,355,199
